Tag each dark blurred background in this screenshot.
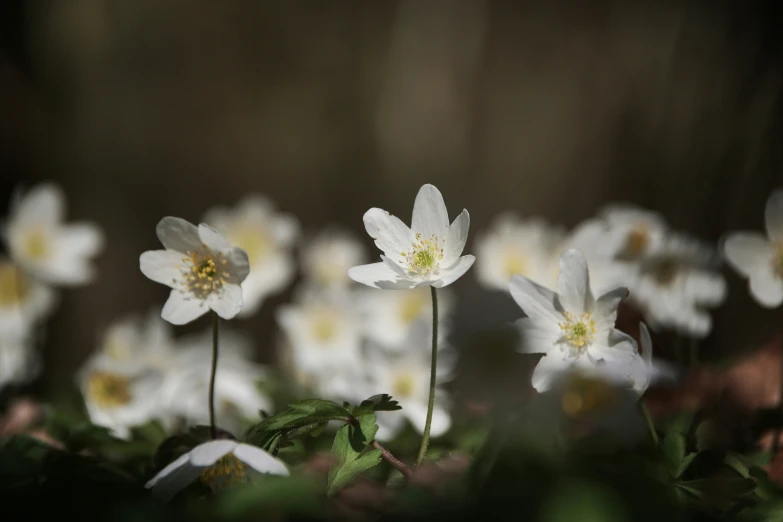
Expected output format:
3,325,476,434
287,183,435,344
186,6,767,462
1,0,782,396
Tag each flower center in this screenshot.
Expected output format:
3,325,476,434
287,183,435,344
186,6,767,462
398,291,426,324
0,263,29,307
503,251,527,278
392,373,416,398
228,227,272,267
200,453,249,491
178,246,231,299
558,311,596,351
23,229,49,260
400,234,444,275
87,372,132,408
773,242,783,280
310,311,338,343
650,259,679,287
621,227,649,260
560,374,616,418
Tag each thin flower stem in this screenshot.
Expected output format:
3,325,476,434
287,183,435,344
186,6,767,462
209,311,219,440
372,440,413,478
415,286,439,467
640,401,659,446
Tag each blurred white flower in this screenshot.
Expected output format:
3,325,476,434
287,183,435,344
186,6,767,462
4,183,104,286
509,249,638,392
475,213,564,291
146,440,288,501
276,289,362,374
77,353,167,439
349,184,474,289
359,286,453,351
203,196,299,317
301,228,365,290
140,217,250,325
0,334,40,389
164,329,272,435
99,308,177,371
722,189,783,308
0,259,57,338
632,234,726,338
599,203,669,261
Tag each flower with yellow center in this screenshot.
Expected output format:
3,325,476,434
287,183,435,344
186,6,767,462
146,440,288,501
140,217,250,325
510,249,638,392
349,184,474,289
599,203,668,261
86,371,133,408
5,182,104,286
0,259,57,338
202,195,299,318
301,228,366,290
723,188,783,308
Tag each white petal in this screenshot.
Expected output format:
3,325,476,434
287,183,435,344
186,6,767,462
516,317,559,354
233,444,289,476
226,247,250,284
13,183,64,224
209,284,243,319
348,262,416,289
509,275,561,324
189,440,238,466
722,232,773,278
639,322,653,366
146,452,203,501
443,210,469,266
557,249,594,314
592,286,629,331
272,214,300,247
363,208,414,260
156,217,201,252
432,255,475,288
161,291,207,325
766,189,783,241
406,402,451,437
749,269,783,308
374,411,406,442
140,250,183,287
411,184,450,239
58,223,104,257
531,353,571,392
198,224,231,251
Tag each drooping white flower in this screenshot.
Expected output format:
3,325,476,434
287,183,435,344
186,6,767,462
4,183,104,286
722,189,783,308
276,289,362,374
599,203,669,261
139,217,250,325
203,196,299,317
0,259,57,338
163,329,273,435
0,334,40,390
145,440,288,501
475,213,565,291
301,228,365,290
632,234,726,338
349,184,474,289
509,249,638,393
77,353,167,439
359,285,453,350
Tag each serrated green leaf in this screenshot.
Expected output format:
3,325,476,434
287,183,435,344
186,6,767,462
661,432,686,476
327,415,382,495
352,394,402,416
288,399,352,418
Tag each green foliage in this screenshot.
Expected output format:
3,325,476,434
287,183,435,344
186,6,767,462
326,417,383,495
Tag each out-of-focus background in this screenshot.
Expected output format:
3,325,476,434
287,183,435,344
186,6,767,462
1,0,782,396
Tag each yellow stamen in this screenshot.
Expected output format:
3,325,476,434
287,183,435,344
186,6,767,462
23,229,49,260
87,372,132,408
558,311,596,350
200,453,249,491
393,373,416,398
561,374,616,418
622,227,649,259
178,246,231,299
503,252,527,278
311,312,337,342
0,263,29,307
400,233,445,275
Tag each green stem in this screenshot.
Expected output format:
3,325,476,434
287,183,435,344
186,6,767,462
209,312,219,440
640,401,659,446
415,286,439,467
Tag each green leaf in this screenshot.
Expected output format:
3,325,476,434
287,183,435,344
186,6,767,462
661,432,686,476
738,500,783,522
352,394,402,416
327,414,383,495
674,453,698,479
695,420,718,452
288,399,353,417
726,453,751,478
750,466,783,499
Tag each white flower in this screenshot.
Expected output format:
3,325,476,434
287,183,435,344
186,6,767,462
203,196,299,317
475,213,565,291
77,353,167,439
139,217,250,325
301,228,365,290
348,184,474,289
99,309,177,371
359,286,453,350
145,440,288,501
276,289,362,374
722,189,783,308
0,259,57,338
4,183,104,286
599,203,669,261
632,234,726,338
164,329,273,435
0,334,40,389
509,249,638,392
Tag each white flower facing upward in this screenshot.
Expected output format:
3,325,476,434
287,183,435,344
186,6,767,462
140,217,250,325
599,204,669,261
146,440,288,501
301,228,366,290
510,249,639,393
722,189,783,308
203,196,299,317
4,183,104,285
0,258,57,338
349,184,474,289
475,213,565,291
